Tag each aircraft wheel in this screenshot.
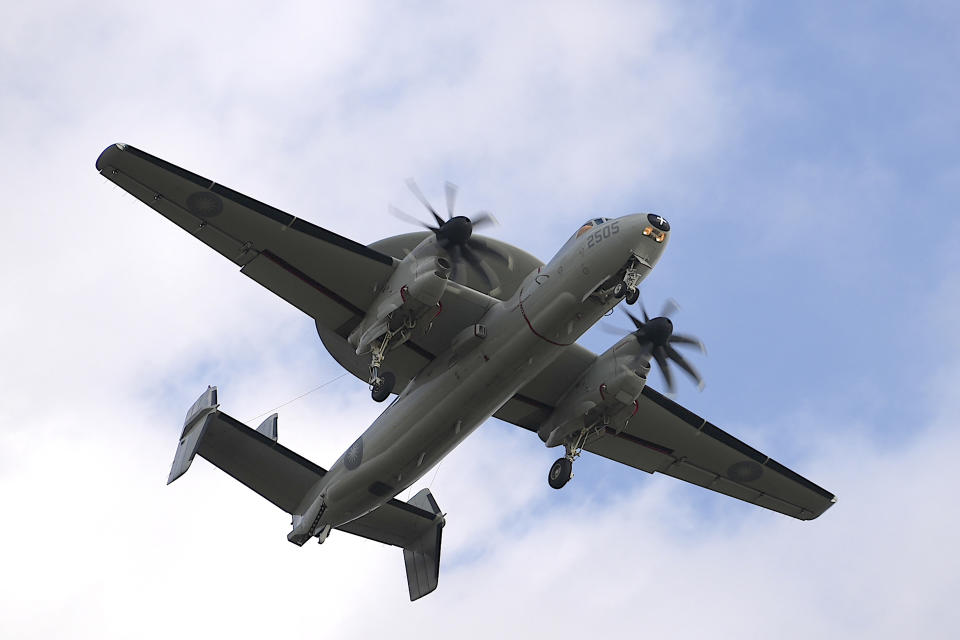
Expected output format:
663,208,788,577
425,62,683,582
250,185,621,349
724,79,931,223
625,288,640,305
613,281,628,299
371,371,395,402
548,457,573,489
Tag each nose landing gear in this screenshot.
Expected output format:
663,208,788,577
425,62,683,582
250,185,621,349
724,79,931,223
612,258,645,305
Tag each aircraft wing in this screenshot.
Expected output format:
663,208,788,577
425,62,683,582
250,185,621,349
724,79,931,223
96,143,396,332
495,347,836,520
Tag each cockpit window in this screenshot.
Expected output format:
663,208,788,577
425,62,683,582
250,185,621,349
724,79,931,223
576,217,610,238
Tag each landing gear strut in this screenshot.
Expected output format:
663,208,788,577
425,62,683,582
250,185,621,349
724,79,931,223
619,257,646,305
368,328,404,402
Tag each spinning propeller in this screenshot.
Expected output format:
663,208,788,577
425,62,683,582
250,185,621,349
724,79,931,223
390,180,507,290
607,299,706,394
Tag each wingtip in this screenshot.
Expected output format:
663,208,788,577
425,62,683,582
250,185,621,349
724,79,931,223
95,142,127,172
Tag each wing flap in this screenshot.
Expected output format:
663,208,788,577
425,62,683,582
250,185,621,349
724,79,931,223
241,251,355,329
582,427,673,473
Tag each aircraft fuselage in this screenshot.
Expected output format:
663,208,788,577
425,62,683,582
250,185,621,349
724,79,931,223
291,213,668,539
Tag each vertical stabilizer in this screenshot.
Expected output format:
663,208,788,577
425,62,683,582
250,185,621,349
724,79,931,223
403,489,444,601
167,386,218,484
256,413,278,441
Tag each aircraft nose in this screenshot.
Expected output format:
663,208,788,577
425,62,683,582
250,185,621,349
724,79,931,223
646,213,670,232
635,212,669,245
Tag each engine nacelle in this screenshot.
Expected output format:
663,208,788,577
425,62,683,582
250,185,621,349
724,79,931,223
539,337,652,447
350,252,451,354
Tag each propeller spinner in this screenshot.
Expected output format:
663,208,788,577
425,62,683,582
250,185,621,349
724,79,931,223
390,180,507,290
621,299,706,394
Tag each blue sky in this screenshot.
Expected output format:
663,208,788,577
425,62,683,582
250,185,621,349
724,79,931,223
2,1,959,637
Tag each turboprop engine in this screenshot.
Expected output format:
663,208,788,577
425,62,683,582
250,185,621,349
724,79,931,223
539,338,651,447
350,252,451,355
540,301,706,449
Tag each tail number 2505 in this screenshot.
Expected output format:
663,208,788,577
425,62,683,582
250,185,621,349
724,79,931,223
586,221,620,248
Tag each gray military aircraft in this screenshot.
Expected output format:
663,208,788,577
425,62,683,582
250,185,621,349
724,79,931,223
96,143,836,601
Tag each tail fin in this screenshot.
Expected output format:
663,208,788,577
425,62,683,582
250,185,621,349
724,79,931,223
402,489,444,601
336,488,445,601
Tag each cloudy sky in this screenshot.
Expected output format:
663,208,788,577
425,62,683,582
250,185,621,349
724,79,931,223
3,1,959,637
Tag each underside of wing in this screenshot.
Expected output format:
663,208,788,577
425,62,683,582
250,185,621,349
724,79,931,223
316,278,501,393
585,387,836,520
493,342,835,520
96,143,396,331
493,344,597,431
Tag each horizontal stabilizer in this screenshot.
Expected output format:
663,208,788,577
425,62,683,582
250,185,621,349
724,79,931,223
167,387,326,513
337,488,445,601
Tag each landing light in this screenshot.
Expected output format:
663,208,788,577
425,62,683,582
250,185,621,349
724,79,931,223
643,227,666,243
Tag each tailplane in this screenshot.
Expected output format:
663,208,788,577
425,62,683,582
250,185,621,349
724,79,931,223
168,387,444,601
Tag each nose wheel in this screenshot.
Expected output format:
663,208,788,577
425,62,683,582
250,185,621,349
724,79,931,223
548,457,574,489
612,280,640,305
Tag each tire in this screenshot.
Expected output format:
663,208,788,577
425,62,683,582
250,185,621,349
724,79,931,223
371,371,395,402
548,457,573,489
613,281,628,299
625,288,639,305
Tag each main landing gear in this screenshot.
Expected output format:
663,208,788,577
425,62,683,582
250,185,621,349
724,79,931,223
371,370,395,402
548,457,573,489
547,422,606,489
368,331,399,402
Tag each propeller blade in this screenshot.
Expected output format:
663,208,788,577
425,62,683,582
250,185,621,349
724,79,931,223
669,333,707,354
660,298,680,318
623,309,644,330
665,344,705,390
470,211,499,229
652,346,675,394
639,300,650,323
599,323,628,335
467,237,509,264
389,204,437,231
444,181,458,220
448,244,463,283
461,245,500,292
405,178,445,227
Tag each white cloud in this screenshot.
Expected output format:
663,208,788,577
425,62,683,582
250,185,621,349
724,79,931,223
2,1,958,637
